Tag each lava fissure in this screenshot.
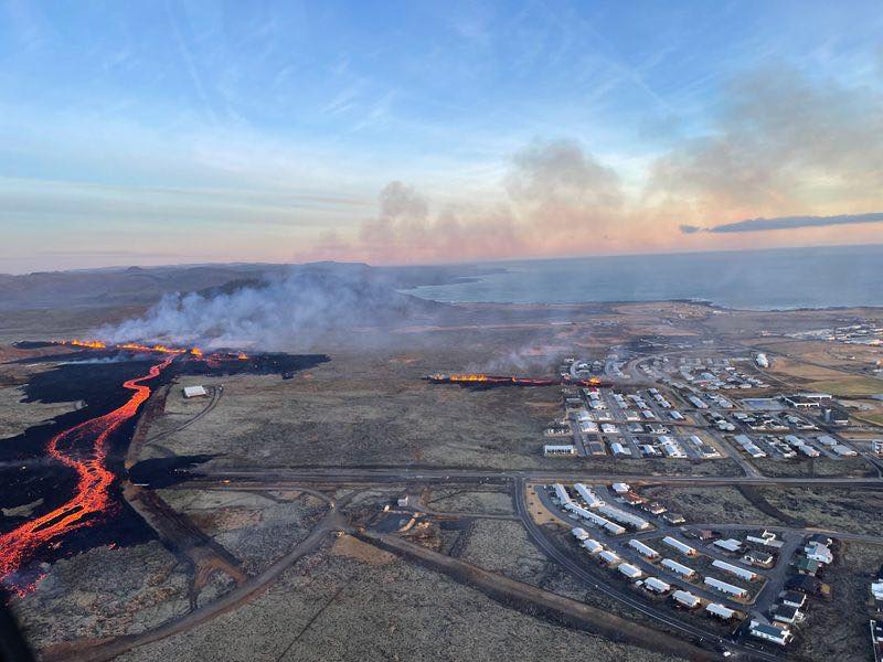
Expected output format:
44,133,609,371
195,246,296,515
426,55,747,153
0,357,173,589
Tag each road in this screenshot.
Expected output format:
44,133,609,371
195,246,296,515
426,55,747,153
43,506,346,662
355,526,717,661
185,465,883,488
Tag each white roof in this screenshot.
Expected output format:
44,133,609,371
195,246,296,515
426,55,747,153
706,602,736,619
183,385,208,397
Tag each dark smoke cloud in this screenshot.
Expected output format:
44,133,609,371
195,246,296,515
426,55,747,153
679,211,883,234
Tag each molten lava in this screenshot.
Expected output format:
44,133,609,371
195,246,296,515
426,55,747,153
0,357,173,590
425,373,612,387
62,339,107,350
56,339,247,364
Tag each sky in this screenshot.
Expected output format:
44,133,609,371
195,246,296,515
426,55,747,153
0,0,882,273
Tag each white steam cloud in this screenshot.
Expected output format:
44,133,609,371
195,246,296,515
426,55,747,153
97,265,437,350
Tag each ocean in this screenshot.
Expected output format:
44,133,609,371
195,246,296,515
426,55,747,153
402,244,883,310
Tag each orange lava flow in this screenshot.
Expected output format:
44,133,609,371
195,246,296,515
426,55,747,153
57,339,246,363
0,357,173,589
62,339,107,350
425,373,612,387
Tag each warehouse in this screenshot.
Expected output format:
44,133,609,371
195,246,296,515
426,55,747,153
597,504,650,530
603,521,627,535
610,442,632,457
672,590,701,609
628,539,660,559
183,385,208,398
732,434,767,458
553,483,572,505
661,558,695,578
832,444,857,457
566,504,613,529
663,536,698,556
618,563,643,580
644,577,671,594
712,559,757,581
582,539,604,555
574,483,604,508
705,602,737,621
570,527,589,541
705,576,747,598
599,550,621,566
544,444,576,456
659,436,687,458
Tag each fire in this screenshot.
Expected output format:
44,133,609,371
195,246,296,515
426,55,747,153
62,339,107,350
117,342,188,355
425,373,613,388
446,374,490,382
56,338,252,365
0,357,173,591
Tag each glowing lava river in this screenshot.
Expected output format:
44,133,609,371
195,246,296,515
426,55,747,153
0,357,173,590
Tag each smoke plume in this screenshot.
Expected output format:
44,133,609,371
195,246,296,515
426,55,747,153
97,264,440,350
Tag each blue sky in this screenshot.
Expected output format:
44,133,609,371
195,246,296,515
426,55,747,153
1,1,881,272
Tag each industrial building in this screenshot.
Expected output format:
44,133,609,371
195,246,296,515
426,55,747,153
672,590,701,609
610,442,632,457
628,539,660,560
183,385,208,398
705,602,737,621
618,563,643,580
570,527,589,541
582,539,604,555
732,434,767,458
597,504,650,530
711,559,757,581
713,538,743,553
574,483,604,508
704,576,748,598
661,558,695,578
599,550,621,566
644,577,671,594
662,536,698,557
552,484,571,505
544,444,576,456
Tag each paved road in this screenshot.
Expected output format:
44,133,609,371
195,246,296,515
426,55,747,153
189,466,883,488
